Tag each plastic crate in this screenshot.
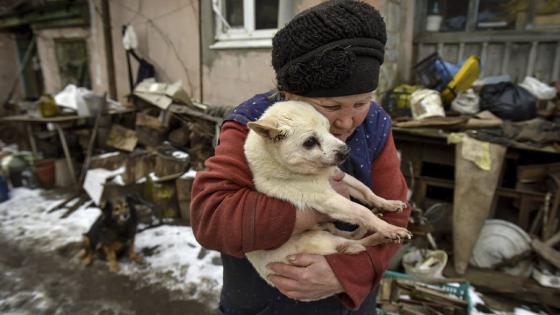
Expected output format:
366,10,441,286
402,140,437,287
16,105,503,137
414,53,453,92
377,271,472,315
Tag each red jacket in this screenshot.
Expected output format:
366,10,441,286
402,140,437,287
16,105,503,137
190,120,410,309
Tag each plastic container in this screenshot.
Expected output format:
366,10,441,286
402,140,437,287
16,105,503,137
414,53,454,92
34,159,55,188
403,248,448,279
409,89,445,120
39,94,58,118
441,55,481,104
0,175,9,202
469,219,533,277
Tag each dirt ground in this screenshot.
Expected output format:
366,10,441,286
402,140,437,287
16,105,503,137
0,234,214,315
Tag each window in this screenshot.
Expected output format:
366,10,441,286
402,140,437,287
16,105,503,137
421,0,560,33
55,39,91,88
212,0,292,49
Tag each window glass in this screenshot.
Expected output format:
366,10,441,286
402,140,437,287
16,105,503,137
255,0,279,30
533,0,560,27
55,39,90,89
425,0,470,32
477,0,527,30
225,0,244,27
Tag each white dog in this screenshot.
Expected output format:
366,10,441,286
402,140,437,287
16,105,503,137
244,100,411,294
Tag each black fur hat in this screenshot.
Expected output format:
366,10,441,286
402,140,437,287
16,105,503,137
272,0,387,97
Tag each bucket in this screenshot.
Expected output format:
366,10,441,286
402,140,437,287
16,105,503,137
34,159,55,188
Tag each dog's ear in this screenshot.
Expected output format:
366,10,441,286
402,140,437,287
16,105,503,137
248,118,288,142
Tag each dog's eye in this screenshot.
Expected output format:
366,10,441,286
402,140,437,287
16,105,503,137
303,136,319,149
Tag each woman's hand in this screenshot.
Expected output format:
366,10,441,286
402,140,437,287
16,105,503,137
329,169,350,198
267,254,344,301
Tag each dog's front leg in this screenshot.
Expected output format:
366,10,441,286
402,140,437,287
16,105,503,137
339,171,405,213
315,193,411,240
128,240,142,263
103,245,119,272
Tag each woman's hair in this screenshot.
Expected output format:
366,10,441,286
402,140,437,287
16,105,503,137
272,0,387,97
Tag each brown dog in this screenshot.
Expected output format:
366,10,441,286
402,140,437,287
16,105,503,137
79,196,141,272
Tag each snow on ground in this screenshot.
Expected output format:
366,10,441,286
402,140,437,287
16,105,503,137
0,188,223,306
2,188,548,314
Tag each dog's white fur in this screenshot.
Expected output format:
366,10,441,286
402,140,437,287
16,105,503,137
244,101,411,293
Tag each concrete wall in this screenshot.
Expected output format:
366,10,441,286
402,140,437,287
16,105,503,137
92,0,200,103
200,0,415,108
1,0,414,110
0,33,21,105
35,27,106,95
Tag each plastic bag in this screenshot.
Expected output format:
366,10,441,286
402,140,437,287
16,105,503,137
54,84,93,116
451,88,479,114
479,82,536,121
519,76,556,100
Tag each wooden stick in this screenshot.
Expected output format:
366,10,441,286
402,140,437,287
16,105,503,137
77,93,108,189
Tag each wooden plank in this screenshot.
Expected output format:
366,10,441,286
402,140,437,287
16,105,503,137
553,41,560,81
532,238,560,269
458,42,465,62
509,43,531,82
480,42,489,77
441,43,459,63
533,41,556,83
416,43,437,63
463,43,482,59
485,43,505,77
415,30,560,44
437,42,444,58
526,41,538,78
444,266,560,308
501,42,511,75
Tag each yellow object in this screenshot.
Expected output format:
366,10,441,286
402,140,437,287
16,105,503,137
441,56,480,104
39,94,58,117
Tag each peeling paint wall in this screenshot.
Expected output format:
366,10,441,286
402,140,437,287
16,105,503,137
35,27,105,94
200,0,414,107
1,0,413,110
0,33,20,105
90,0,200,103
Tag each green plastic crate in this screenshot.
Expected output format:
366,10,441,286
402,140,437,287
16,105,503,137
377,271,472,315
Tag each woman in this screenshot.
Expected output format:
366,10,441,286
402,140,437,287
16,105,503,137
190,1,410,314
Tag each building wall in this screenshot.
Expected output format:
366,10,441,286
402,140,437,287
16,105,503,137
200,0,414,108
91,0,201,103
35,27,106,95
0,33,21,106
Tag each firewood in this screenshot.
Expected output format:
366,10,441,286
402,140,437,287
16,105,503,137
154,146,190,178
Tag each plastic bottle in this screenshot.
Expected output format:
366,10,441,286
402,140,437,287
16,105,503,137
39,94,58,118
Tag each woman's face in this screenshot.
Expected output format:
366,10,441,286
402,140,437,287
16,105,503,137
284,91,373,142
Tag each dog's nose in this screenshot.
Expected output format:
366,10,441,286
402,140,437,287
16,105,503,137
335,146,350,163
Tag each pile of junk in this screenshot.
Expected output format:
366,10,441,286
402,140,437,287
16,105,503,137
375,53,560,315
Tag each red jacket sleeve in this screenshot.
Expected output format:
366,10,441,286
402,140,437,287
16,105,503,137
190,121,297,258
325,130,411,310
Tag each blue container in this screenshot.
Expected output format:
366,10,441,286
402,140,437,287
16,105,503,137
0,175,10,202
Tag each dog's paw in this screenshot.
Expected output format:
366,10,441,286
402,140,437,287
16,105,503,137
82,254,93,266
379,200,406,213
377,224,413,241
360,232,391,247
109,263,119,272
336,242,367,255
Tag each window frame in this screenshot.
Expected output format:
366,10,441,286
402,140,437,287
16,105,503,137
211,0,284,49
416,0,560,36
